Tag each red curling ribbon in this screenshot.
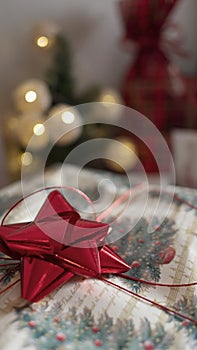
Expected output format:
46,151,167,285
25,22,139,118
100,277,197,326
118,273,197,289
1,186,97,225
0,263,19,268
0,187,197,325
0,266,20,283
97,183,146,222
0,279,21,297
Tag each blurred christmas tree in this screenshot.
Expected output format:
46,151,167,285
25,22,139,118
4,22,124,179
46,34,101,106
46,35,76,105
44,33,102,166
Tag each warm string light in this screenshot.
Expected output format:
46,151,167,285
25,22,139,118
99,89,122,106
33,21,60,50
21,152,33,166
14,113,49,150
25,90,37,103
36,36,49,48
105,136,138,172
47,104,82,146
13,79,51,113
90,88,123,122
61,111,75,124
33,123,45,136
102,93,117,105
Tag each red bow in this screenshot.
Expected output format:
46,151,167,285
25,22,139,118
0,190,130,302
119,0,179,45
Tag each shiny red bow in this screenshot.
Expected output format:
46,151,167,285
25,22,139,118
0,190,130,302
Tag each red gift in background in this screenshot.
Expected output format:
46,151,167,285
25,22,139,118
119,0,187,132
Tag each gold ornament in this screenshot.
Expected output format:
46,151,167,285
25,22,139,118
47,104,82,146
104,136,138,172
13,79,51,113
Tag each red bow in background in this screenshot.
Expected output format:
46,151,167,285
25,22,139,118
119,0,186,132
120,0,178,44
0,190,129,302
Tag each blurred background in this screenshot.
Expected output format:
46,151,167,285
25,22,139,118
0,0,197,188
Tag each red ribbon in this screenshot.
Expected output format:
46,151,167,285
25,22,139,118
0,187,197,325
100,277,197,326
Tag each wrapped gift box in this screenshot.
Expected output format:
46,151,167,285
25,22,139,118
171,129,197,188
0,165,196,349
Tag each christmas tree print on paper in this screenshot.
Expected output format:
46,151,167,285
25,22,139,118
109,217,176,291
150,189,197,214
0,252,19,286
16,302,174,350
175,192,197,214
168,296,197,342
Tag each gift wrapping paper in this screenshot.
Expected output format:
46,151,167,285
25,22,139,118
0,165,196,350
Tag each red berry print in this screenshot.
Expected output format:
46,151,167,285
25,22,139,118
159,247,176,264
56,332,66,341
112,245,118,252
92,326,100,333
131,260,141,268
144,340,154,350
28,320,36,328
94,339,103,347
